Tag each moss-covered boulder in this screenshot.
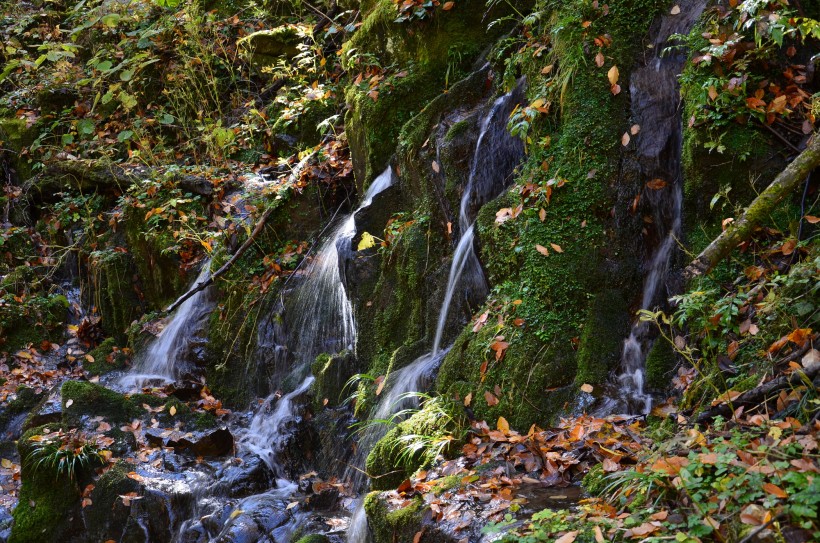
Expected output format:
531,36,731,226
9,425,84,543
238,25,307,68
81,337,130,376
60,381,142,426
366,399,461,491
311,351,356,409
364,491,426,543
295,535,330,543
0,118,38,181
89,250,144,342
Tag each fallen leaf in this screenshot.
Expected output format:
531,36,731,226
550,243,563,253
431,161,440,173
65,399,74,408
671,5,681,15
646,178,667,190
484,390,499,406
463,392,472,406
497,416,510,433
169,406,177,416
580,383,593,393
555,532,578,543
621,132,630,146
595,52,605,67
607,65,619,86
762,482,788,499
535,244,550,256
630,124,640,135
442,1,455,10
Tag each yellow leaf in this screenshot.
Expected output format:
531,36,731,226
497,416,510,433
169,405,177,416
607,65,619,86
1,458,12,469
200,240,212,253
229,509,244,519
357,232,376,251
463,392,472,406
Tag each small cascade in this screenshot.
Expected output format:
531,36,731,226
602,0,705,415
240,166,395,474
346,84,525,542
119,261,213,390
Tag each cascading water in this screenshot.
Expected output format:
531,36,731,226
240,166,395,474
177,167,395,543
119,261,213,390
347,83,525,543
601,0,706,415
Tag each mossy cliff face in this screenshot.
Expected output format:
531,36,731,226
344,0,517,188
436,0,666,430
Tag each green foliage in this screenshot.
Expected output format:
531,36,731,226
26,430,105,482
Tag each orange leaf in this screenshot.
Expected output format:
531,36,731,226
535,244,549,256
762,482,788,499
497,416,510,433
646,178,668,190
442,1,455,10
550,243,563,253
484,390,499,406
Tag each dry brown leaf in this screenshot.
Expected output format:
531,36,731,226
535,244,549,256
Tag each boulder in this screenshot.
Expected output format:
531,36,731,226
145,427,234,457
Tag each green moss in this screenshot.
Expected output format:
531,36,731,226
9,425,82,543
644,338,677,391
0,293,69,353
61,381,142,425
364,491,425,543
576,290,630,386
311,351,355,409
0,118,38,181
294,535,330,543
82,338,129,376
366,399,462,490
344,0,515,185
90,250,144,341
444,119,470,143
83,461,140,542
581,463,607,496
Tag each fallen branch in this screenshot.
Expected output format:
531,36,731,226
684,134,820,280
164,205,277,313
695,362,820,424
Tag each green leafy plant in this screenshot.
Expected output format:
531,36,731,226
27,430,107,481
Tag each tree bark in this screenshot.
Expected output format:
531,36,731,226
695,362,820,423
684,134,820,280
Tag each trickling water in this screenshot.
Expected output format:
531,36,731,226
241,166,395,473
120,261,213,390
602,0,705,415
346,84,525,542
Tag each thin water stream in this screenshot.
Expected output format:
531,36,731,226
347,84,525,542
119,261,214,390
599,0,706,415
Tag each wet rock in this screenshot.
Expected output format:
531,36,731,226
212,452,275,498
212,494,293,543
145,427,234,457
22,387,62,430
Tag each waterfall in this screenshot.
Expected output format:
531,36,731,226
346,84,525,542
119,260,213,390
240,166,395,474
602,0,706,415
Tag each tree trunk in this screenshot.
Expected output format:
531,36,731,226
684,134,820,280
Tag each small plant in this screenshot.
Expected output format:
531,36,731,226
27,429,107,481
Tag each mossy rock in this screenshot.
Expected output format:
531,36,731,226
81,338,129,376
344,0,516,186
0,118,38,181
644,338,678,391
576,289,630,386
24,159,133,203
89,249,144,342
364,491,425,543
60,381,142,426
9,425,84,543
311,351,356,409
82,461,140,542
366,399,462,491
238,26,307,68
0,293,69,354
